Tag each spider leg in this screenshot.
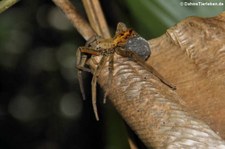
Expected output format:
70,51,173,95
103,53,114,104
76,48,90,100
77,47,99,72
91,55,108,121
76,47,91,72
76,47,101,100
85,35,101,46
116,48,176,90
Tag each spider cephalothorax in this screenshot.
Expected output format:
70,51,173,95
76,22,176,120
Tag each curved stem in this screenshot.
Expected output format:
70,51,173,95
52,0,95,40
82,0,110,38
0,0,19,13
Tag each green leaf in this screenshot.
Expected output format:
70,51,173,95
123,0,225,37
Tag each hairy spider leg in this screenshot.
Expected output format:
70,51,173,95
116,47,176,90
80,48,101,56
76,48,90,100
103,54,114,103
76,47,101,100
91,55,109,121
76,46,107,120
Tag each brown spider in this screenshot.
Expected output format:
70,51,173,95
76,22,176,120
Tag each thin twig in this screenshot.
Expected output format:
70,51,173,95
52,0,95,40
0,0,19,13
82,0,110,38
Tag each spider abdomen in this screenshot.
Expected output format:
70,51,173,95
125,36,151,60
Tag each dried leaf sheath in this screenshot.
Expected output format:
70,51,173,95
52,0,225,146
90,55,225,148
148,12,225,140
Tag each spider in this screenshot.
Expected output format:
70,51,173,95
76,22,176,120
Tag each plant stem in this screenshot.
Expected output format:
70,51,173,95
0,0,19,13
52,0,95,40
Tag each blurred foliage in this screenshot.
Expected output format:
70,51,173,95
124,0,225,37
103,0,225,37
0,0,224,148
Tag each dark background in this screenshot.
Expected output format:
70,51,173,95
0,0,224,148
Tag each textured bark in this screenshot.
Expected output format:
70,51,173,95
88,12,225,148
